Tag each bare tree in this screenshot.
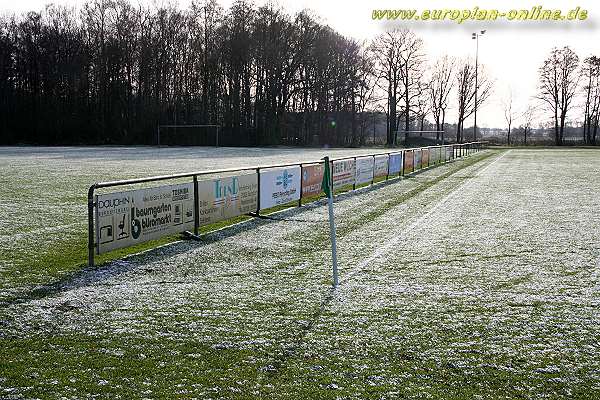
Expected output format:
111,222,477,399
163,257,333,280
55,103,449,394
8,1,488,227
520,105,536,145
354,45,378,146
369,30,403,145
503,90,515,145
428,55,455,141
414,83,430,133
582,55,600,144
455,58,493,143
369,28,425,146
398,29,425,143
590,81,600,145
537,46,580,146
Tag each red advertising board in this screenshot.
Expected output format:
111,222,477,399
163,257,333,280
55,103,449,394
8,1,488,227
301,164,324,198
422,148,429,167
404,150,414,173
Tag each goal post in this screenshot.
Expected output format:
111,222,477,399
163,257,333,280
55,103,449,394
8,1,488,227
395,130,447,145
157,124,221,147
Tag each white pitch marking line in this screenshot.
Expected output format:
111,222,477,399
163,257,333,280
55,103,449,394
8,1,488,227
341,150,511,284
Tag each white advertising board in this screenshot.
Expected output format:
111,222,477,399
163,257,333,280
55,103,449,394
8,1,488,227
430,147,439,164
355,157,374,185
96,182,195,254
198,173,258,226
374,155,389,178
388,153,403,175
332,159,356,189
414,149,422,170
259,166,301,210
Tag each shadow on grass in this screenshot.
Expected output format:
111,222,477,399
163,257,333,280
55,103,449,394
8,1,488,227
0,180,396,310
0,154,484,313
263,285,337,376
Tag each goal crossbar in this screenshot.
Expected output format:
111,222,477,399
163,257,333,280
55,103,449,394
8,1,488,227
395,130,446,144
157,124,221,147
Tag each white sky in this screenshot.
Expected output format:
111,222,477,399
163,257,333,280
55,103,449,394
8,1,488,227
3,0,599,128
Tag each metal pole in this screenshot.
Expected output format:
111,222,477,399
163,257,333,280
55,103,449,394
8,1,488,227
193,175,199,236
157,125,160,147
352,157,356,190
328,195,338,287
256,167,261,215
323,156,338,287
474,36,478,142
87,185,96,268
298,164,303,207
371,155,375,186
401,151,405,176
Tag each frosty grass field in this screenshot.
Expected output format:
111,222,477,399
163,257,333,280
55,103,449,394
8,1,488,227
1,146,600,399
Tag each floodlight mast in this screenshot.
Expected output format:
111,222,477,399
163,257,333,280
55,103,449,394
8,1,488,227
472,29,486,142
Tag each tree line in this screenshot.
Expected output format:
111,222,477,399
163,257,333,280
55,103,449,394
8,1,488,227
500,46,599,147
2,0,595,147
0,0,364,145
0,0,501,146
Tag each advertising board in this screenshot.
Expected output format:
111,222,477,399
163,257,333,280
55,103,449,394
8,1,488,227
332,159,356,189
301,164,324,198
414,149,422,170
429,147,439,165
355,157,374,185
259,166,301,210
197,173,258,226
374,155,389,178
421,148,429,167
96,182,194,254
389,153,403,175
404,150,414,173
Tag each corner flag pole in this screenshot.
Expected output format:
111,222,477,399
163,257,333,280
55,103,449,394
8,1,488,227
322,156,339,287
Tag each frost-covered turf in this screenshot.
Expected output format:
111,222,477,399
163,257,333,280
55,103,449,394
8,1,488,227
2,147,600,399
0,145,387,298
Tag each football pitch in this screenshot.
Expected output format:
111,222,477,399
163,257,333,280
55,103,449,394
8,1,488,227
1,147,600,398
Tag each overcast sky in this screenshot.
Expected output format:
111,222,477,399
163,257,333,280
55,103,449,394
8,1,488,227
3,0,599,128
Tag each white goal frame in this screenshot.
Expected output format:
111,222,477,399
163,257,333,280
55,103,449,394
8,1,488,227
395,130,446,145
157,124,221,147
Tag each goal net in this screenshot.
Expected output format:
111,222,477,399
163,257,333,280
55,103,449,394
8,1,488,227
157,125,220,147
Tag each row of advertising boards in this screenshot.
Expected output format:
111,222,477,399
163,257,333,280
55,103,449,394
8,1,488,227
95,147,456,254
